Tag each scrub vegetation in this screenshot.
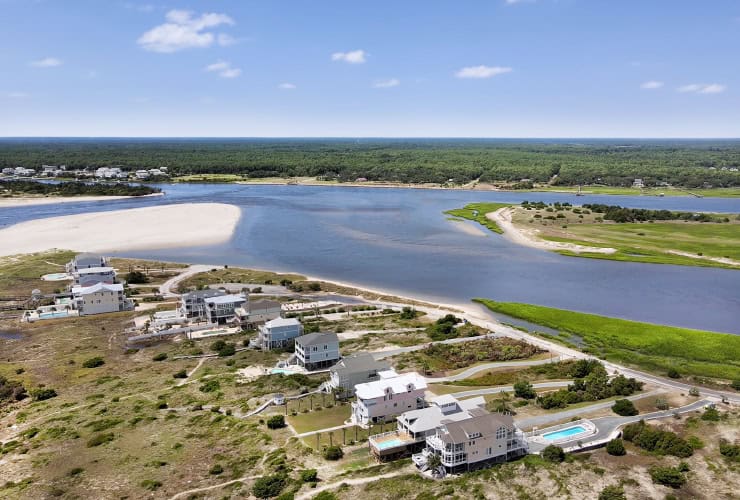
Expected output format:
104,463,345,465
476,300,740,381
0,179,160,197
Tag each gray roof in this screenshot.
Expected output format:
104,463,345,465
249,299,282,312
399,396,486,434
183,289,226,300
438,413,514,444
295,331,338,347
332,352,389,376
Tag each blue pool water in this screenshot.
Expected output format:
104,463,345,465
542,425,587,441
377,438,405,450
271,368,297,375
39,311,71,319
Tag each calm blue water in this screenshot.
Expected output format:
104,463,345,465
542,425,587,441
2,183,738,333
377,438,406,449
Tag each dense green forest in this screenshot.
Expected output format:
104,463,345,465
1,139,739,187
0,179,160,197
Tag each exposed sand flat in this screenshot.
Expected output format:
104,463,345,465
0,203,241,256
487,207,617,254
447,218,487,237
0,193,163,208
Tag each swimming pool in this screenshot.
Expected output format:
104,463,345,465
376,438,405,450
271,368,298,375
41,272,72,281
542,425,587,441
39,311,71,319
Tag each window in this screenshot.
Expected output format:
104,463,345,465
487,447,492,455
496,427,507,439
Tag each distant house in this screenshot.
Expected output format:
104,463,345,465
245,299,283,325
257,317,303,350
369,395,487,460
415,412,528,474
294,332,340,371
329,352,390,398
72,282,133,316
180,289,227,321
632,178,644,188
203,293,248,324
66,253,108,273
73,266,116,287
351,370,427,426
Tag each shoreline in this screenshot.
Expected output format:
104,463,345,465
487,207,617,254
0,202,241,256
0,192,164,208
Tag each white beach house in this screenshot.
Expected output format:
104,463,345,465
71,282,133,316
351,370,427,426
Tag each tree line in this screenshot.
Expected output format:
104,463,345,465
0,139,738,187
582,203,731,223
0,179,161,197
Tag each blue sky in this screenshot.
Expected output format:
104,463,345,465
1,0,739,137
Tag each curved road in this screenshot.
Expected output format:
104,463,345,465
425,357,563,383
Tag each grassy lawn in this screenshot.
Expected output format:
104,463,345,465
546,221,740,269
287,403,351,434
0,250,75,296
171,173,246,183
519,185,740,198
443,202,512,234
476,300,740,381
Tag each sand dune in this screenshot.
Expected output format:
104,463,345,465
0,203,241,256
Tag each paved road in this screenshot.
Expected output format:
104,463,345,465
158,264,223,298
527,398,712,453
447,381,571,399
516,389,663,429
425,357,563,383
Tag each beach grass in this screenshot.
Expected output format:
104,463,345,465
475,300,740,381
517,186,740,198
443,202,512,234
286,404,350,434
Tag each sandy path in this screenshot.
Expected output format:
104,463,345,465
487,207,617,254
0,192,163,208
667,250,740,267
0,203,241,256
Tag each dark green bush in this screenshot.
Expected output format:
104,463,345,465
606,438,626,456
31,388,57,401
82,357,105,368
322,445,344,461
649,466,686,488
598,485,626,500
267,415,286,429
86,432,115,447
252,473,287,498
612,399,638,416
541,445,565,463
209,464,224,475
152,353,168,362
299,469,318,482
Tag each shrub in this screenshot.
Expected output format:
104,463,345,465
606,438,626,456
513,380,536,399
217,343,236,357
266,415,286,429
731,380,740,391
667,368,680,379
199,379,220,393
31,388,57,401
541,445,565,463
612,399,638,416
152,353,168,362
252,474,287,498
322,445,344,461
0,376,28,402
300,469,318,482
654,397,669,410
82,357,105,368
719,439,740,461
311,493,338,500
209,464,224,475
598,485,626,500
173,369,187,379
677,461,690,472
140,479,162,491
125,271,149,284
649,466,686,488
67,467,84,477
688,387,700,397
86,432,115,447
399,306,417,319
700,407,720,422
622,421,693,457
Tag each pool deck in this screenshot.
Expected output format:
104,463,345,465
527,398,712,454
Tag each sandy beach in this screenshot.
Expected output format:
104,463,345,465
0,203,241,256
487,207,617,254
0,192,164,208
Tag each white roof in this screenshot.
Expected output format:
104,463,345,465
378,369,399,379
264,317,301,328
76,266,115,274
354,371,427,400
72,282,123,295
398,396,486,434
203,294,246,305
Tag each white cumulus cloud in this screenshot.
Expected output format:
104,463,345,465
138,9,235,53
455,65,512,79
640,80,663,89
205,60,241,78
331,49,366,64
278,83,297,90
373,78,400,88
29,57,63,68
678,83,726,94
